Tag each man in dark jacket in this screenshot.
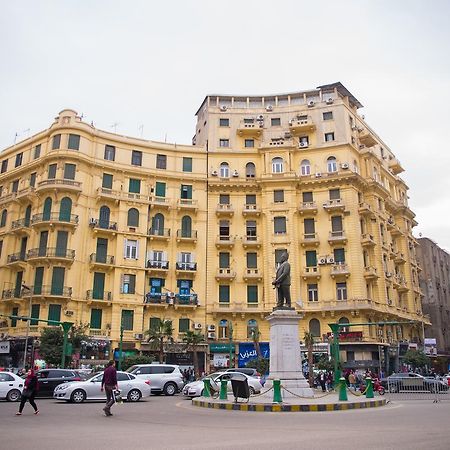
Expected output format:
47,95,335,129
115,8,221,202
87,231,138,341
101,360,118,416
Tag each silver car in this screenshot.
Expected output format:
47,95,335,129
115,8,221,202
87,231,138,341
126,364,184,396
53,371,151,403
0,372,24,402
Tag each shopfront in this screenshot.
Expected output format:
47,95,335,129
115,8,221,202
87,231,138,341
238,342,270,367
209,343,235,371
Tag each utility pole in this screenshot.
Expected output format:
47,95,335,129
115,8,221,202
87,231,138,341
21,284,32,369
228,321,233,369
118,320,124,370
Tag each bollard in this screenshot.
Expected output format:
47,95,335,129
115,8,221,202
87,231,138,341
365,377,374,399
338,377,348,401
273,379,282,403
203,378,211,397
220,379,228,400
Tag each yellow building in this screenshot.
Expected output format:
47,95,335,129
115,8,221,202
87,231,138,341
0,83,428,373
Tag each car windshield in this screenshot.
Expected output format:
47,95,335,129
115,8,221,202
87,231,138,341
87,372,103,382
125,365,139,373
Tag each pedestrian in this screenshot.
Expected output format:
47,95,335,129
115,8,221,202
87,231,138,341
16,368,39,415
319,371,326,392
101,360,118,417
348,371,356,391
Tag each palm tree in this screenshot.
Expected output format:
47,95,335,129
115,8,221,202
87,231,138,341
182,330,205,379
144,319,174,363
304,331,315,388
250,326,262,358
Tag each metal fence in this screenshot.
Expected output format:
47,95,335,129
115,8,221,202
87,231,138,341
386,378,449,402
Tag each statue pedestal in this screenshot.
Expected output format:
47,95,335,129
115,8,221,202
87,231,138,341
262,309,314,399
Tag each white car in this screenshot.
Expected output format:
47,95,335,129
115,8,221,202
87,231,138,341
183,371,262,398
53,371,151,403
0,371,24,402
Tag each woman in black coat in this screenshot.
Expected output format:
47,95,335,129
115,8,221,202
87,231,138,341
16,368,39,415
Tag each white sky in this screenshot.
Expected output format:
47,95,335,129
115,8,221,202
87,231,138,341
1,0,449,251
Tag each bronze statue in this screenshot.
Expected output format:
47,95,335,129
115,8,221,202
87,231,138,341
272,251,292,308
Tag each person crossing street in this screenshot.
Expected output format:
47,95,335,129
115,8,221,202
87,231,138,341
101,360,118,417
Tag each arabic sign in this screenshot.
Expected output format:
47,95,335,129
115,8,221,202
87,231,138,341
424,338,437,356
238,342,270,367
0,341,10,354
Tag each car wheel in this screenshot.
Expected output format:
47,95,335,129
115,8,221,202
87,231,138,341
127,389,142,402
249,387,255,395
7,389,21,402
163,382,177,396
71,389,86,403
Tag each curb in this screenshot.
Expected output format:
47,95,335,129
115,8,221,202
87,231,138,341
192,398,386,412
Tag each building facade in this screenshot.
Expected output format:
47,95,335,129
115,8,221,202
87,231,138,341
0,83,428,372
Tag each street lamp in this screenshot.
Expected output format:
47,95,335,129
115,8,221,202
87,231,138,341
21,283,32,369
118,319,124,370
228,321,233,369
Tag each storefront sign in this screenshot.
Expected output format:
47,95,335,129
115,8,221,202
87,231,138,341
238,342,269,367
213,353,229,367
209,343,234,353
327,331,363,342
0,341,10,354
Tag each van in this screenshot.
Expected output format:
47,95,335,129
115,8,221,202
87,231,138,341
126,364,184,396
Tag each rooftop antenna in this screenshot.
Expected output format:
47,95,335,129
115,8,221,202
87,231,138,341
13,128,30,144
138,124,144,138
111,122,119,133
164,133,167,143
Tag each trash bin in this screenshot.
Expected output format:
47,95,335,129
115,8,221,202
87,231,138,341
230,374,250,403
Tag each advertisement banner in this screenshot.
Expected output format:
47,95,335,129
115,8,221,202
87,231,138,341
0,341,10,354
424,338,437,356
238,342,269,367
213,353,229,368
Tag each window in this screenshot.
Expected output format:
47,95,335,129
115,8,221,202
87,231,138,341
331,216,343,232
246,252,257,268
219,285,230,304
121,310,134,330
131,150,142,166
323,111,333,121
0,210,7,227
156,154,167,169
182,157,192,172
246,194,256,205
59,198,72,222
0,240,3,258
11,307,19,327
179,318,190,333
48,163,57,179
102,173,113,189
63,163,76,180
339,317,350,332
104,144,115,161
272,157,283,173
327,156,337,172
336,282,347,301
300,159,310,176
271,118,281,126
34,144,41,159
90,309,102,329
306,250,317,267
11,180,19,193
274,190,284,203
122,275,136,294
245,162,256,178
309,319,321,337
246,220,257,239
92,272,105,300
151,213,165,235
219,118,229,127
302,191,313,202
52,134,61,150
219,139,229,148
149,317,160,331
219,194,230,205
127,208,139,227
30,304,40,326
219,319,228,339
274,216,286,234
299,136,309,146
15,152,23,167
1,159,7,173
30,172,36,187
219,252,230,268
51,267,65,295
124,239,138,259
329,188,340,200
181,216,192,238
334,248,345,263
244,139,254,148
219,220,230,238
304,218,315,236
180,185,192,200
307,284,318,302
48,304,61,322
325,132,335,142
128,178,141,193
247,285,258,305
155,181,166,197
219,162,230,177
68,134,80,150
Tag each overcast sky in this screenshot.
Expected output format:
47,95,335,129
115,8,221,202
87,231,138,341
1,0,449,251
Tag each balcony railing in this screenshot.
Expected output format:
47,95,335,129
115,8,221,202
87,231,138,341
175,262,197,271
298,201,318,214
146,260,169,269
288,116,316,134
242,204,261,216
177,198,198,210
323,199,345,212
216,268,236,280
215,235,235,247
144,293,198,306
89,219,118,231
242,235,261,247
216,204,234,215
31,285,72,297
7,252,27,264
243,268,262,282
302,266,321,279
328,231,347,244
300,233,319,246
37,179,82,190
176,229,198,240
2,289,22,300
147,228,171,238
236,120,263,137
27,247,75,260
86,290,112,301
32,212,79,226
11,218,31,230
363,266,378,279
89,253,115,265
361,233,376,246
331,263,350,277
97,187,150,203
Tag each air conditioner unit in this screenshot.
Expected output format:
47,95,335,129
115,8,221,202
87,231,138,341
207,324,216,332
318,257,327,265
207,332,216,339
284,132,292,139
307,100,315,107
327,256,335,264
134,333,144,340
326,97,334,104
315,172,322,178
64,310,74,317
266,105,273,111
89,218,97,226
232,170,239,177
194,323,202,330
211,170,218,176
341,163,349,169
288,119,293,126
386,272,392,278
257,114,264,121
220,105,228,111
299,142,309,148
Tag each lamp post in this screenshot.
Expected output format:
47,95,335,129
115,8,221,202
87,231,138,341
228,321,233,369
21,283,32,369
118,320,124,370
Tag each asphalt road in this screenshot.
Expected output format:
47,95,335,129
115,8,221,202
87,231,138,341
1,395,450,450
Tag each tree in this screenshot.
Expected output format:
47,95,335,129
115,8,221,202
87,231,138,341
246,357,269,376
39,327,64,366
70,323,90,351
403,349,430,370
121,354,154,371
144,319,174,363
304,331,315,388
182,330,205,379
317,354,338,373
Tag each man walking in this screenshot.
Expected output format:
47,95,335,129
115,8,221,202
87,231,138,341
101,360,118,417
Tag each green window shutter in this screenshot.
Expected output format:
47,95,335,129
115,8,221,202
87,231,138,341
182,157,192,172
96,238,108,263
34,267,44,295
30,304,40,326
306,251,317,267
48,304,61,322
121,310,134,331
180,185,192,199
48,164,57,179
304,218,315,234
11,307,19,327
43,197,52,220
14,271,23,298
246,252,257,268
102,173,113,189
55,231,68,257
129,275,136,294
51,267,65,295
149,317,160,331
155,182,166,197
179,318,190,333
334,248,345,263
93,272,105,300
63,163,76,180
219,252,230,268
52,134,61,150
90,309,102,329
38,231,48,256
129,178,141,194
247,285,258,304
59,197,72,222
219,285,230,303
68,134,80,150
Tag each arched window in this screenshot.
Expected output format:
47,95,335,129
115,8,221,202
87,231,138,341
300,159,311,176
127,208,139,227
0,209,7,227
220,162,230,178
247,319,258,339
181,215,192,238
152,213,165,235
99,205,110,229
327,156,337,173
42,197,52,221
246,162,256,178
309,318,321,337
219,319,228,339
59,197,72,222
338,316,350,333
272,157,283,173
24,205,32,227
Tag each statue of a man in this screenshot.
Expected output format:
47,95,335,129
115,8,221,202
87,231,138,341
272,251,291,308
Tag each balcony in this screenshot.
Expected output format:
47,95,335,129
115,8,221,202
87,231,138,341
242,235,261,248
15,187,36,204
243,268,263,282
89,253,115,270
358,129,377,147
2,289,22,300
358,202,375,217
288,116,316,135
215,268,236,281
176,229,198,243
86,290,112,303
361,233,376,247
298,202,318,215
328,231,347,245
363,266,379,280
394,252,406,265
242,204,261,217
6,252,27,268
27,247,75,265
149,196,171,209
236,120,263,137
216,203,234,216
215,235,235,248
323,198,345,213
36,178,82,194
300,233,320,247
144,293,168,306
389,158,404,175
302,266,321,280
31,212,79,229
147,228,171,241
330,263,350,278
11,218,31,234
175,262,197,278
143,293,198,307
89,219,118,235
174,293,198,307
145,260,169,275
31,285,72,300
176,198,198,212
397,278,409,293
96,187,151,204
391,225,403,237
0,192,17,206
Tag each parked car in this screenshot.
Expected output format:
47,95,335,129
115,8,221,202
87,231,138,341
0,371,24,402
183,371,262,398
35,369,87,397
225,368,261,379
126,363,184,396
53,371,151,403
383,373,449,392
